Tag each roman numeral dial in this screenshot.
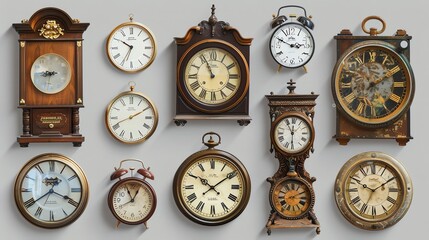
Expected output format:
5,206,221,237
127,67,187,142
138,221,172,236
273,114,313,154
184,47,241,105
14,153,89,228
173,136,251,226
106,91,158,144
271,178,314,219
107,20,156,72
333,43,414,126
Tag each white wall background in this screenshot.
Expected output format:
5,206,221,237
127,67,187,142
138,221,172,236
0,0,425,239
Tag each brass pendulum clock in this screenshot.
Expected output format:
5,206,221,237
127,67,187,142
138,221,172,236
265,79,320,235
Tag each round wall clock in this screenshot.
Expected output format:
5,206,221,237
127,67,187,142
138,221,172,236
105,83,158,144
331,40,415,128
271,112,315,155
30,53,71,94
269,5,315,69
14,153,89,228
177,40,249,113
334,151,412,230
106,14,156,73
173,132,251,226
108,159,156,228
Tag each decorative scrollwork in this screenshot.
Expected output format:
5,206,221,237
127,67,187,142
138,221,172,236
39,20,64,39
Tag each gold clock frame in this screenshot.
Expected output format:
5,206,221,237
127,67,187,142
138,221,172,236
14,153,89,229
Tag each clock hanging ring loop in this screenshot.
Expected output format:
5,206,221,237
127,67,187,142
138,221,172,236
361,16,386,36
202,131,221,148
128,81,136,91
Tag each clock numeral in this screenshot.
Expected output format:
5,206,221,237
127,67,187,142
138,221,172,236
68,198,79,208
198,163,205,172
360,203,368,214
35,207,43,217
369,51,377,62
188,74,198,79
130,61,134,69
291,117,297,124
120,30,126,36
210,159,215,169
371,206,377,217
130,132,133,140
229,74,239,79
112,123,120,131
71,188,81,192
21,188,32,192
184,185,194,190
231,184,240,190
370,163,376,174
284,142,290,149
129,27,133,35
119,99,126,106
190,80,200,90
389,187,399,192
221,54,226,63
356,102,365,115
196,201,205,212
347,188,358,192
225,82,236,91
382,205,389,214
228,193,238,202
359,165,368,176
344,93,356,104
341,82,352,88
68,175,77,181
394,81,405,88
199,89,207,99
143,53,150,59
301,137,307,142
389,93,401,103
143,123,151,130
113,53,121,60
199,55,207,64
143,37,149,42
221,202,229,211
191,64,200,70
49,161,55,172
145,116,153,119
211,91,216,101
210,205,216,215
209,50,217,61
145,46,152,49
387,196,396,204
35,164,44,174
386,65,400,78
221,163,227,172
24,198,36,208
354,55,364,65
110,116,118,120
350,196,361,205
50,210,55,221
187,193,197,203
62,208,68,216
226,63,236,70
119,130,125,137
220,90,227,99
129,96,134,104
60,165,67,174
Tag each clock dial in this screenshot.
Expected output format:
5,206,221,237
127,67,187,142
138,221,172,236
332,41,414,126
30,53,71,94
271,178,314,219
109,178,156,225
274,115,312,154
345,161,402,221
270,23,315,68
106,92,158,144
14,154,89,228
185,47,241,105
335,152,413,230
107,22,156,72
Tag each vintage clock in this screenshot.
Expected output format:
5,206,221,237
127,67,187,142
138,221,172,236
14,153,89,228
334,151,413,230
269,5,315,71
265,80,320,235
108,159,157,228
332,16,415,146
106,14,156,73
105,82,158,144
13,7,89,147
174,5,252,126
173,132,251,226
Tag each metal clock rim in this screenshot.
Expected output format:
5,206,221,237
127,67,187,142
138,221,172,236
334,151,413,230
331,40,415,128
107,177,157,225
14,153,89,229
269,22,315,69
106,21,157,73
172,149,251,226
105,90,159,144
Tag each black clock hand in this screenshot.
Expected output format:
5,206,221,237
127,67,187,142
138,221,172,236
34,186,55,203
199,177,220,195
212,171,237,188
350,177,374,191
373,177,396,191
201,55,215,78
114,37,133,48
40,71,58,77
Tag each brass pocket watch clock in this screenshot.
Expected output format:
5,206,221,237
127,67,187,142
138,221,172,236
334,151,413,230
106,14,156,73
105,82,158,144
331,16,415,145
173,132,251,226
269,5,315,71
108,159,157,228
174,5,252,126
14,153,89,228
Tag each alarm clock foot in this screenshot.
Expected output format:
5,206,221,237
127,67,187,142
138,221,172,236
237,119,251,126
174,119,187,126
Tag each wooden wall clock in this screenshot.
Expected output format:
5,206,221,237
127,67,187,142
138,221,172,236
334,151,412,230
269,5,315,72
173,132,251,226
174,5,252,126
265,80,320,235
331,16,415,146
14,153,89,228
108,159,157,228
13,7,89,147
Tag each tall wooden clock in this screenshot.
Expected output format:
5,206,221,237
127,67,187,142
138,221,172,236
265,80,320,235
174,5,252,126
13,8,89,147
331,16,415,146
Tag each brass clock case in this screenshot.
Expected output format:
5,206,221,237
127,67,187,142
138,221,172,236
177,39,250,113
334,151,412,230
107,177,157,225
173,132,251,226
14,153,89,228
332,40,415,128
270,111,315,156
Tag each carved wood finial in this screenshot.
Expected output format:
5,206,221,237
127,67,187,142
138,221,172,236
209,4,217,25
287,79,296,94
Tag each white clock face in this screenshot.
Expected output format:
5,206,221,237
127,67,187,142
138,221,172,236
30,53,71,94
274,116,312,154
107,22,156,72
270,23,315,68
106,92,158,144
110,179,155,224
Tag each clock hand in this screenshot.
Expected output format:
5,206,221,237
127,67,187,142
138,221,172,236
120,48,132,66
373,176,396,191
199,177,220,195
129,106,150,119
114,37,133,48
34,185,55,203
212,171,238,188
201,55,215,78
350,177,375,191
287,190,306,199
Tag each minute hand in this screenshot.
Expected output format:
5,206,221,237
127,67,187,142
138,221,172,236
212,171,237,188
